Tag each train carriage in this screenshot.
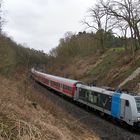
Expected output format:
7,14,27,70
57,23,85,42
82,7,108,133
31,68,82,97
74,84,113,115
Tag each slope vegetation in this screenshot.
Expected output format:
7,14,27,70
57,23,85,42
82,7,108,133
0,34,48,75
47,32,140,93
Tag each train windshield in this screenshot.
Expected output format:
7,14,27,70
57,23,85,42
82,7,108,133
135,97,140,113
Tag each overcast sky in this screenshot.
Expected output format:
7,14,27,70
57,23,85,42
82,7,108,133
2,0,95,53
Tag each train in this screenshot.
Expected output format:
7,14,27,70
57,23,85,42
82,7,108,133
31,68,140,129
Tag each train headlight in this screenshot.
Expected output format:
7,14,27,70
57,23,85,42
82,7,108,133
138,117,140,121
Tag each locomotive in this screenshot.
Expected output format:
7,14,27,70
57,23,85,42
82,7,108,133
31,68,140,128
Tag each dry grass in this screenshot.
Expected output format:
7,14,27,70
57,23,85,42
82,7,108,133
0,120,42,140
0,75,100,140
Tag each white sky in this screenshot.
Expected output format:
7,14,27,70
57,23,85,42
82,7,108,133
2,0,95,53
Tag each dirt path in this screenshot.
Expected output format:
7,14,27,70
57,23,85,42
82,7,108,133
119,67,140,88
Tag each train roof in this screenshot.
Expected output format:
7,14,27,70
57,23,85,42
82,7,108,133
33,69,81,85
45,73,81,85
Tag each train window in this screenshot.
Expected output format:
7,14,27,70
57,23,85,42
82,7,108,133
126,100,129,107
78,88,112,110
79,88,89,100
51,81,60,88
89,92,94,103
45,79,49,83
63,85,72,92
85,92,88,99
135,97,140,113
97,94,101,106
93,96,97,104
68,86,72,92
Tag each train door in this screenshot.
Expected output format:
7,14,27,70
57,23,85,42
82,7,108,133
124,100,132,125
120,98,132,125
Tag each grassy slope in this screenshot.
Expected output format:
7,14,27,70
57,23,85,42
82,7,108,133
0,35,17,74
0,75,100,140
47,47,140,93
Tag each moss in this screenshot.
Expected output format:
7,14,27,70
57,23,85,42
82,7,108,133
89,49,120,81
112,47,125,53
135,57,140,66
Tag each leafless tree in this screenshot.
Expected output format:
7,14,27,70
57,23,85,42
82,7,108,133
101,0,140,51
82,1,117,52
116,22,129,50
0,0,4,34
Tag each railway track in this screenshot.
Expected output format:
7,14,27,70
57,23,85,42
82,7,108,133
32,80,140,140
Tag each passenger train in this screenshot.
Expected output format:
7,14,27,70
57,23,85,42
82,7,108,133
31,68,140,129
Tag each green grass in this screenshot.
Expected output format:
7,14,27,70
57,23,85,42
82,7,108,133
89,49,120,79
112,47,125,53
87,47,135,86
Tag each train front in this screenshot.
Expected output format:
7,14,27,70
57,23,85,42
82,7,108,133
134,96,140,128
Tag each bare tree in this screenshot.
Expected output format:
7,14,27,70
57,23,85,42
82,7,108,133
82,1,116,53
101,0,140,51
0,0,4,34
116,23,129,50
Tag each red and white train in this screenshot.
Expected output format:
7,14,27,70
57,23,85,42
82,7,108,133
31,68,82,98
31,68,140,128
